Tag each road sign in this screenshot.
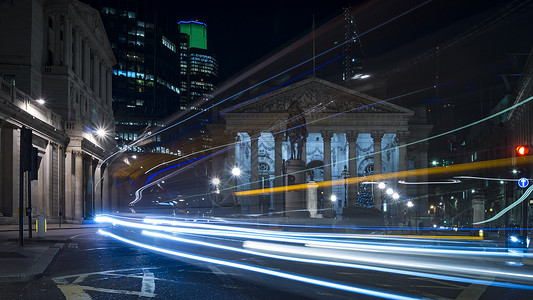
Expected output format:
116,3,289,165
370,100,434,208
518,177,529,188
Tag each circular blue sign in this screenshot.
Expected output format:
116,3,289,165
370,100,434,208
518,177,529,188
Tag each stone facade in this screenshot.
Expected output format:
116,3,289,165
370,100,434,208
0,0,116,224
208,77,432,219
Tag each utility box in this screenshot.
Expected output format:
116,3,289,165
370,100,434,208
36,215,46,238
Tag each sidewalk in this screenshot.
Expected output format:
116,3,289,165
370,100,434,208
0,223,101,282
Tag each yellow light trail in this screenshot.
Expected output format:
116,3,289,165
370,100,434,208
235,155,533,196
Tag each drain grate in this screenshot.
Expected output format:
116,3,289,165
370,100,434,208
0,252,28,258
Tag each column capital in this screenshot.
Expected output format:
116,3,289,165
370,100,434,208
273,133,284,143
72,150,83,158
320,130,334,140
247,131,261,139
370,131,384,141
345,130,359,141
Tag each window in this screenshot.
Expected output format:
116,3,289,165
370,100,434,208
4,75,15,86
162,36,176,53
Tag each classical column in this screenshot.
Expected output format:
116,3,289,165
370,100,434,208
321,130,333,209
249,132,259,213
73,29,81,75
92,52,100,94
62,16,71,67
53,14,61,66
106,69,112,105
57,145,65,220
64,150,73,220
73,150,83,221
273,133,283,212
346,130,359,207
0,123,15,217
100,63,106,100
397,132,409,173
226,132,238,205
94,163,102,214
396,132,409,197
472,195,485,228
82,40,90,83
102,163,110,212
371,131,384,210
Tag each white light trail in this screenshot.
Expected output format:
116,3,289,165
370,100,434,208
98,230,421,300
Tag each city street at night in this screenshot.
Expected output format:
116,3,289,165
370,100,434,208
1,0,533,299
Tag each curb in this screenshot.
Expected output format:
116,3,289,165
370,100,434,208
0,226,101,233
0,242,64,283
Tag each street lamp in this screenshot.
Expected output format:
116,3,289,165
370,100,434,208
378,182,386,190
232,167,241,177
341,165,350,208
407,200,414,228
231,167,241,205
330,194,337,202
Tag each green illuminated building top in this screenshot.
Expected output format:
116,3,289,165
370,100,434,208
178,21,207,50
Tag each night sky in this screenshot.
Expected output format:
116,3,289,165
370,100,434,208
161,0,522,82
160,0,532,126
164,0,352,81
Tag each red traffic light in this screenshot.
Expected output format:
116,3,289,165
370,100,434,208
516,145,529,156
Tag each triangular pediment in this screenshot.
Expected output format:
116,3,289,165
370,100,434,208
233,77,413,115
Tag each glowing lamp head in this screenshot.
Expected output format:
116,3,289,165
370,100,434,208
231,167,241,176
386,188,394,195
516,145,529,156
378,182,386,189
96,128,106,137
330,194,337,202
36,99,45,105
212,178,220,186
407,200,414,208
392,193,400,200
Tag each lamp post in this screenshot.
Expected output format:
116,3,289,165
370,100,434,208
407,200,414,228
341,165,350,208
211,177,220,207
231,167,241,206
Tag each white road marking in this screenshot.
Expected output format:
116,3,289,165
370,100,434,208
141,268,156,296
53,268,158,299
455,275,495,300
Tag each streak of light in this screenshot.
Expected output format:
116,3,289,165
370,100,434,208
98,215,481,248
398,179,461,185
454,176,524,181
305,240,532,258
98,230,421,300
235,155,533,196
474,184,533,225
141,230,533,290
243,241,533,283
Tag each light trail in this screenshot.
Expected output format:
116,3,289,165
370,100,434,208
140,230,533,290
95,215,533,294
235,155,533,196
474,184,533,225
98,229,421,300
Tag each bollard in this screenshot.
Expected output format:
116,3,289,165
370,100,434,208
36,215,46,238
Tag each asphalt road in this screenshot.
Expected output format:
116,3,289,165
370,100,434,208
0,228,304,299
1,226,531,299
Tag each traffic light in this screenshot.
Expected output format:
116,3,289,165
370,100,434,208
516,145,529,156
